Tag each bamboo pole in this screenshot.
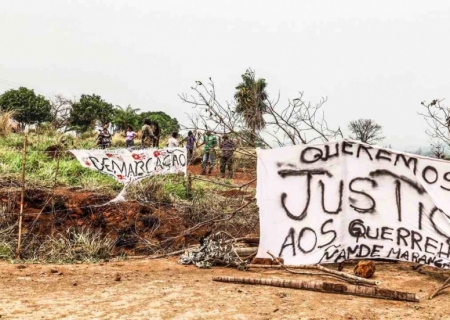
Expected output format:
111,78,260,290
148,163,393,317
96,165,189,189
213,276,419,302
16,134,27,259
248,264,380,286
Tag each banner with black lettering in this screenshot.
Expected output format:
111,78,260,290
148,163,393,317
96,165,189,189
256,139,450,268
70,148,187,184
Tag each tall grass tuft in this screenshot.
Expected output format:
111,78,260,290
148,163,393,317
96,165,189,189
38,227,114,263
0,224,16,260
0,110,16,137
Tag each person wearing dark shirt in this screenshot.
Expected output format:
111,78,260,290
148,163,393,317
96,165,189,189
150,121,160,148
220,134,235,178
96,127,112,149
141,119,155,148
184,131,196,164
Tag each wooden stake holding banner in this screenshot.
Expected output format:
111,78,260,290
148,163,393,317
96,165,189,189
16,134,27,259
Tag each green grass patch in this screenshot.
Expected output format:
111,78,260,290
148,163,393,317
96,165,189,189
0,133,121,191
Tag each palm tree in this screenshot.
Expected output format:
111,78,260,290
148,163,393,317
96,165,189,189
234,69,268,146
113,105,141,131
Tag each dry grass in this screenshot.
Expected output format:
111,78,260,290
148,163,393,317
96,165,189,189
0,223,114,263
0,224,15,260
0,191,16,260
34,227,114,263
0,110,16,137
126,176,175,204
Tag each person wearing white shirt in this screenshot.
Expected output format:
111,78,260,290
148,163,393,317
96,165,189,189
167,132,179,148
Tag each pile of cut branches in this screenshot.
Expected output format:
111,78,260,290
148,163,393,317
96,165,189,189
178,232,254,269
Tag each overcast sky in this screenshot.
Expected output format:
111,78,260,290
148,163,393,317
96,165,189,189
1,1,449,151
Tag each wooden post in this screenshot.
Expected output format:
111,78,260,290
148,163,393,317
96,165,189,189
213,276,419,302
50,152,61,236
185,172,193,200
158,186,161,215
16,134,27,259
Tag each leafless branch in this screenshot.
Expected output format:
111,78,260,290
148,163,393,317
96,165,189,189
180,79,342,148
419,99,450,150
50,94,73,132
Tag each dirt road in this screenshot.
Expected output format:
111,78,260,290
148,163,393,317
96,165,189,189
1,258,449,319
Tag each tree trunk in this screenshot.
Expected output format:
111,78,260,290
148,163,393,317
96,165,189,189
250,125,255,147
213,276,419,302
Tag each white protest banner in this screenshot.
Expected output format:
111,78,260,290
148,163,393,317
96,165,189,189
256,140,450,268
70,148,187,184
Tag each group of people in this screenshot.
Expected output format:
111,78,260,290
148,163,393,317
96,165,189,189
182,130,235,177
95,119,161,149
95,120,236,178
165,130,236,178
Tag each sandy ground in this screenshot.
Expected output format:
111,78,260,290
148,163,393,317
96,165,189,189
0,258,449,320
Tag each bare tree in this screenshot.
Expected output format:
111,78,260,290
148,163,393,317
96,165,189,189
179,78,342,154
419,99,450,150
348,119,385,144
264,92,343,146
432,141,446,159
50,94,73,132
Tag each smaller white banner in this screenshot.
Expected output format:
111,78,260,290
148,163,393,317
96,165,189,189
70,148,187,183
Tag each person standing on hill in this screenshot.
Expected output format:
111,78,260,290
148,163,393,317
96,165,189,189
96,127,112,149
125,125,136,148
220,134,235,178
150,120,160,148
199,130,217,175
141,119,155,148
167,132,179,147
182,131,196,164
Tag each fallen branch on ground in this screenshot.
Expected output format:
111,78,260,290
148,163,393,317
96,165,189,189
248,264,380,286
147,249,187,259
179,232,245,268
233,247,257,256
429,275,450,299
213,276,419,302
137,236,258,260
265,251,380,286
